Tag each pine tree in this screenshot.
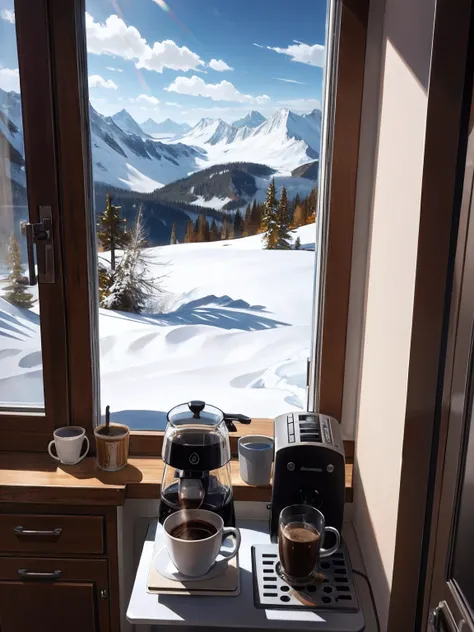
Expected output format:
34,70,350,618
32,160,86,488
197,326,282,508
307,188,317,224
292,204,306,228
194,217,200,239
250,200,260,235
210,219,220,241
243,203,251,236
184,219,194,243
221,218,230,240
294,236,301,250
276,186,291,249
170,223,177,245
97,193,130,271
197,214,210,242
105,210,163,313
233,210,243,239
261,179,279,249
4,233,34,309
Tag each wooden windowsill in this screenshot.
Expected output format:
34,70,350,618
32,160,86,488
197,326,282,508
0,452,353,506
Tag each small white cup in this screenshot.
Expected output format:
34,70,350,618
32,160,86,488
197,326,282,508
238,435,274,485
48,426,90,465
163,509,241,577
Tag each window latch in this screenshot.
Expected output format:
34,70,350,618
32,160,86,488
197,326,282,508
20,206,55,285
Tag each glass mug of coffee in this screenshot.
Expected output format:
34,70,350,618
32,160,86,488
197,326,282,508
163,509,241,577
278,504,340,583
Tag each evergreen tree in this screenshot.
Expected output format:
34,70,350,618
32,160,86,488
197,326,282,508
221,218,230,240
98,260,112,306
210,219,220,241
243,203,251,236
184,219,194,243
276,186,291,249
250,200,261,235
233,210,243,239
193,217,200,239
292,203,306,228
97,193,130,271
197,214,210,242
294,236,301,250
4,233,34,309
307,188,317,224
170,223,177,245
105,210,163,313
261,179,279,249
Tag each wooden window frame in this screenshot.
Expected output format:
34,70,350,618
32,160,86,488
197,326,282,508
0,0,70,451
2,0,369,455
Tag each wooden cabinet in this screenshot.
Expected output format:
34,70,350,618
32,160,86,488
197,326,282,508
0,505,120,632
0,558,109,632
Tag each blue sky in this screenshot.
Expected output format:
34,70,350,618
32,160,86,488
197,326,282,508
1,0,327,125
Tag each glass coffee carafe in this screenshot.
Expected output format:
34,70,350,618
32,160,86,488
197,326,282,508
159,401,235,526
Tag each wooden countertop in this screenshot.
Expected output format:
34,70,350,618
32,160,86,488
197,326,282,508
0,452,354,506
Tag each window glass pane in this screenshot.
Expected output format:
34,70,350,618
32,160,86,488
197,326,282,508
0,0,44,408
85,0,324,429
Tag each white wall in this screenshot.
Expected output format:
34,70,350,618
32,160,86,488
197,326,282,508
346,0,436,628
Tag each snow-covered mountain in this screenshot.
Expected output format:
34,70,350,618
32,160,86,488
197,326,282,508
141,118,191,136
176,107,321,173
90,106,204,191
0,88,26,189
111,109,148,138
232,111,266,129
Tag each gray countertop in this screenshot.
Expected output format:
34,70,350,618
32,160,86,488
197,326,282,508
127,519,378,631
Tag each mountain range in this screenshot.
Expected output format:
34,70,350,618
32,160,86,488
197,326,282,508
0,87,320,243
140,118,191,136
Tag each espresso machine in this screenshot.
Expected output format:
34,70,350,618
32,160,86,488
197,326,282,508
269,412,346,542
159,400,236,526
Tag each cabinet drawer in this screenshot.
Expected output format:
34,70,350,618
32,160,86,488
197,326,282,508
0,514,104,555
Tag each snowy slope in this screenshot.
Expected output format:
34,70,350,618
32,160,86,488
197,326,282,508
176,108,321,173
111,109,148,138
232,111,266,129
90,106,204,191
0,224,317,426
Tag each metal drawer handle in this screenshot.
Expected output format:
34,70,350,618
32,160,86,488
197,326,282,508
18,569,62,580
14,526,63,537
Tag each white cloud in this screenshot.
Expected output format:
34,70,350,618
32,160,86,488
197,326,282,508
209,59,233,72
131,94,159,105
86,13,204,73
165,75,270,104
274,77,306,85
253,43,264,49
88,74,118,90
106,66,123,72
0,68,20,92
86,13,147,59
266,41,325,67
165,101,182,108
137,40,204,73
0,9,15,23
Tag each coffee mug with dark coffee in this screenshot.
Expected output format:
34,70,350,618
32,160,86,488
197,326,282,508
163,509,241,577
278,504,340,583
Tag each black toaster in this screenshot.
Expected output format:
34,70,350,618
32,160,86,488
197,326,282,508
269,412,345,542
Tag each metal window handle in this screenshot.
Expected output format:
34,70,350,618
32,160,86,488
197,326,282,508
14,526,63,537
20,205,55,286
18,569,62,580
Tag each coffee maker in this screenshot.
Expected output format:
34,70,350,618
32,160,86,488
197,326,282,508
159,401,235,526
269,412,345,542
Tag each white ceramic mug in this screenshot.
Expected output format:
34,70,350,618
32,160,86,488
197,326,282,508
48,426,90,465
163,509,241,577
238,435,274,485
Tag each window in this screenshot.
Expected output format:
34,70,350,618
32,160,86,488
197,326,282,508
0,0,69,448
85,0,328,430
0,0,367,451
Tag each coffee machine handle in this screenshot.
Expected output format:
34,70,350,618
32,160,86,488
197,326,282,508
320,526,341,558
